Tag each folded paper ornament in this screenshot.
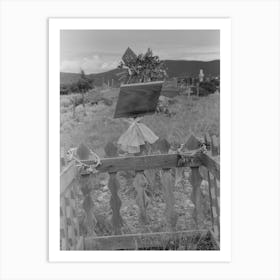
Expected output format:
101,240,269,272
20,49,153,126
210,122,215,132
118,117,158,154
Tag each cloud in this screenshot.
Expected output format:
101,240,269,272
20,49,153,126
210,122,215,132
60,54,119,74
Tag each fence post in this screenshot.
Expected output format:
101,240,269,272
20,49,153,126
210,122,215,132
190,166,204,227
150,138,177,229
207,171,220,239
60,163,82,250
185,134,204,227
211,135,219,156
105,142,123,234
134,171,149,224
80,175,97,236
204,133,211,151
60,196,68,250
60,184,81,250
160,169,177,230
108,172,123,234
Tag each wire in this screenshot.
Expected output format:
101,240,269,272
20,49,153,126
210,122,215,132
67,146,101,174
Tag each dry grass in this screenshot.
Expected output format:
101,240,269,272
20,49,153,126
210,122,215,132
60,89,219,155
60,90,220,242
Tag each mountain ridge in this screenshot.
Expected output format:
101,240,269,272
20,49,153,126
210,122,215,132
60,59,220,86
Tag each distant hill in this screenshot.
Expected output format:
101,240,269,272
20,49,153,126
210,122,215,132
60,68,123,86
60,59,220,86
164,60,220,78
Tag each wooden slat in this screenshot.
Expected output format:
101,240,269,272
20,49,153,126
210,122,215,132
80,176,97,236
207,171,215,232
60,161,77,194
208,172,220,239
134,172,149,224
65,189,75,249
204,133,212,151
190,167,203,227
105,142,123,233
212,176,220,219
82,153,201,173
209,229,220,249
196,152,220,181
108,172,123,234
63,151,219,184
152,138,170,153
60,196,68,250
185,134,201,150
161,170,177,230
75,236,84,250
84,229,209,250
144,169,157,188
87,153,178,172
211,135,219,156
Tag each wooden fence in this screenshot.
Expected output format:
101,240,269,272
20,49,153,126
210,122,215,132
60,134,220,250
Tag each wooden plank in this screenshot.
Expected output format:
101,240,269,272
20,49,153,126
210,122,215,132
105,142,124,233
65,189,75,249
75,236,84,250
207,171,215,232
60,196,68,250
196,152,220,181
60,161,77,194
86,153,178,172
151,138,170,153
211,135,219,156
80,175,97,236
108,172,123,234
122,47,137,64
208,172,220,239
190,167,203,227
209,230,220,249
134,172,149,224
114,81,163,118
82,153,201,173
185,134,201,150
84,229,209,250
161,170,177,230
212,176,220,219
204,133,212,151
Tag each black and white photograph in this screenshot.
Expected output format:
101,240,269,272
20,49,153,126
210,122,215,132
1,1,280,279
58,25,223,253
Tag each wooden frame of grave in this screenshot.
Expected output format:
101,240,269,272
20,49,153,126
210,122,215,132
60,134,220,251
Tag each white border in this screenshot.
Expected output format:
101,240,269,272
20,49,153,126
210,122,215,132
49,18,231,262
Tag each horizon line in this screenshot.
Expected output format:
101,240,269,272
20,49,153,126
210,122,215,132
60,58,220,75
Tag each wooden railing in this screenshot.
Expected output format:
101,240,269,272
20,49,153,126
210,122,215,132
60,134,220,250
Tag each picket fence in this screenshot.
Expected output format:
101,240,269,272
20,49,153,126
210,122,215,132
60,134,220,250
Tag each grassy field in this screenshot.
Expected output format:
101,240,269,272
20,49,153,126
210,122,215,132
60,88,219,156
60,88,220,238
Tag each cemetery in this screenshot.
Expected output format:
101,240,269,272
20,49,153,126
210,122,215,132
60,47,220,250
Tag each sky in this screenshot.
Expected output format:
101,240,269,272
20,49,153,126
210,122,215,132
60,30,220,74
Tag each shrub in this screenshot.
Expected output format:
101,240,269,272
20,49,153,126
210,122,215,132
60,84,70,95
199,82,217,95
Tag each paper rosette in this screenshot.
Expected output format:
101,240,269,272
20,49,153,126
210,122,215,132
118,117,158,153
